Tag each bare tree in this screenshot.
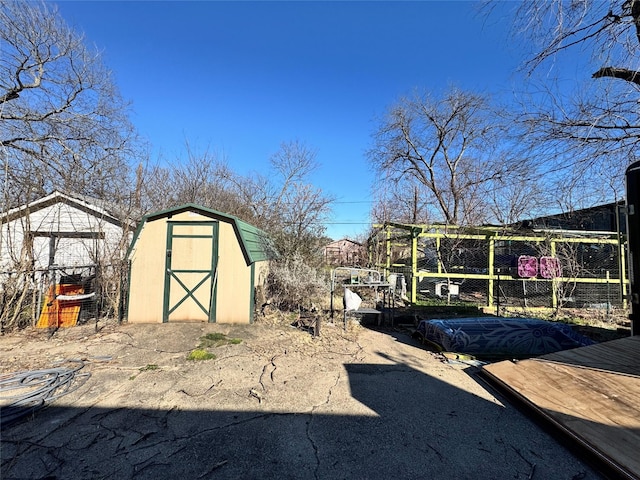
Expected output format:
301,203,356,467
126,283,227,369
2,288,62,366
227,140,334,259
138,142,252,221
223,140,334,312
268,142,333,257
0,1,138,206
371,178,432,225
368,87,518,226
141,139,333,263
0,1,143,330
485,162,555,228
500,0,640,205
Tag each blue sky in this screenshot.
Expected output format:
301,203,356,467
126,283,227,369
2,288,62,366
56,1,520,240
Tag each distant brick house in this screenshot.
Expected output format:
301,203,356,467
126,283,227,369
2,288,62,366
323,238,364,266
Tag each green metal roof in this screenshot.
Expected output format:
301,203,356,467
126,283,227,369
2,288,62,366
128,204,277,265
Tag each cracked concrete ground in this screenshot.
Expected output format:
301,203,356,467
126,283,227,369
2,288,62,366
0,318,603,480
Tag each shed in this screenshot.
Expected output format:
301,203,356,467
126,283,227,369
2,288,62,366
126,204,276,324
0,190,131,273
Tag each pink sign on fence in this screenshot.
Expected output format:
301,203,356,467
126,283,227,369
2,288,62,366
539,256,562,279
517,256,538,278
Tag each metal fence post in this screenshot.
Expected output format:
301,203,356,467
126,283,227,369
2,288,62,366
488,237,495,308
411,231,418,303
551,240,558,309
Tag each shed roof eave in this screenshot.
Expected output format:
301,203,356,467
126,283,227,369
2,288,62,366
1,190,129,229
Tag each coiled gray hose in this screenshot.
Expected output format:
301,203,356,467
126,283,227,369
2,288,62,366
0,359,92,428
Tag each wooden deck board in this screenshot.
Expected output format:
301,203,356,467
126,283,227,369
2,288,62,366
482,337,640,480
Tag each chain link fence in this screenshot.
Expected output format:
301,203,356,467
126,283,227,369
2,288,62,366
0,262,128,332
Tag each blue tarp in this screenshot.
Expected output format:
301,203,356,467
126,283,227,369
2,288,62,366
415,317,596,359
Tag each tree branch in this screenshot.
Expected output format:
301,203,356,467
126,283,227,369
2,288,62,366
592,67,640,84
0,90,20,103
631,0,640,45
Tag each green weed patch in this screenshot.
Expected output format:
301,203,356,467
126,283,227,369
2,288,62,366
198,332,242,348
187,349,216,361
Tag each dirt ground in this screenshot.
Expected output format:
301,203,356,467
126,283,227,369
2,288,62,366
0,314,606,480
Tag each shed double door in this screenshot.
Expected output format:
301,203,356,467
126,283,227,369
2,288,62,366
163,221,218,322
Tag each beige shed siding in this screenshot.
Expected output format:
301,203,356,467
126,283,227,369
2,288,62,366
216,221,251,323
171,211,206,222
127,220,168,323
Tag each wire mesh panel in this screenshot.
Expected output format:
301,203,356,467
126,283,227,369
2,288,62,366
370,223,628,313
36,266,98,328
0,262,127,331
